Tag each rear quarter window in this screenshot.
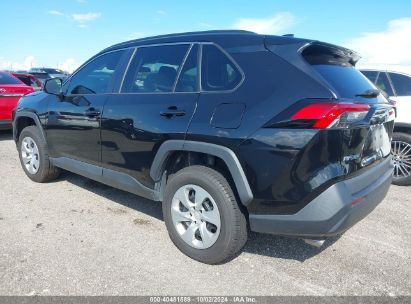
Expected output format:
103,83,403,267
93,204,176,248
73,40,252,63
201,44,242,91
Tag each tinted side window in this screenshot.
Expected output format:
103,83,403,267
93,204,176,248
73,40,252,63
361,70,378,84
376,73,394,96
67,50,126,95
201,45,242,91
176,45,199,92
122,44,190,93
389,72,411,96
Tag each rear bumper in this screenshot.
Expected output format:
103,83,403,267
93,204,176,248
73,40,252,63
0,120,12,130
249,157,393,238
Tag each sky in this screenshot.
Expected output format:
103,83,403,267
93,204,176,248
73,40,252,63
1,0,411,72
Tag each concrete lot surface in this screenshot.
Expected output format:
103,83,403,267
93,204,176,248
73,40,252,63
0,130,410,296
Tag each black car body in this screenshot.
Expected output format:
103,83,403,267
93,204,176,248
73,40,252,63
13,31,394,263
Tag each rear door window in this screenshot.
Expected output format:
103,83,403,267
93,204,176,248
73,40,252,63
388,72,411,96
121,44,190,93
201,44,242,91
175,45,199,92
375,72,394,96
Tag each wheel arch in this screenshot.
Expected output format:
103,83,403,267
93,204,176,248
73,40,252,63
13,112,46,144
150,140,253,206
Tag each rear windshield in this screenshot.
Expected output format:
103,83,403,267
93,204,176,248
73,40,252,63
302,44,376,98
0,72,22,85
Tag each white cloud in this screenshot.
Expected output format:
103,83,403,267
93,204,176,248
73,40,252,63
71,12,101,23
58,58,80,73
156,10,166,15
48,10,64,16
346,18,411,65
0,56,80,73
0,56,37,71
232,12,296,34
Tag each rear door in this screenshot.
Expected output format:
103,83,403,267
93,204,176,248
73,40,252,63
101,43,199,188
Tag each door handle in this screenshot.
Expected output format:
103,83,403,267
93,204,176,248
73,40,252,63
85,108,101,117
160,107,186,118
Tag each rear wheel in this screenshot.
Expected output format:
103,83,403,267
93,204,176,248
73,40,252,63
18,126,60,183
163,165,247,264
391,132,411,186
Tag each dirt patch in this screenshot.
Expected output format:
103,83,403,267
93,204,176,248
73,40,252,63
133,218,152,226
107,207,128,215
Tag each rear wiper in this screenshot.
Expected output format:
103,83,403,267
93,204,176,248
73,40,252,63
355,89,380,98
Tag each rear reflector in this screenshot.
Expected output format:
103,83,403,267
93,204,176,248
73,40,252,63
291,103,370,129
351,197,365,206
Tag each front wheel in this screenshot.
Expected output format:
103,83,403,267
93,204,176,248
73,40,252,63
391,132,411,186
163,165,247,264
18,126,60,183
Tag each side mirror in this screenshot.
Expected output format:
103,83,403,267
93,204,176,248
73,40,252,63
44,78,63,97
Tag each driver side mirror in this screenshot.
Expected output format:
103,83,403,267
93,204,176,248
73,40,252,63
44,78,63,98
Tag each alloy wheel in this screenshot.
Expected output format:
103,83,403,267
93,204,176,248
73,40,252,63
391,140,411,179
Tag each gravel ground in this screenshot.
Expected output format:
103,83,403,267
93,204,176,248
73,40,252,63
0,130,410,296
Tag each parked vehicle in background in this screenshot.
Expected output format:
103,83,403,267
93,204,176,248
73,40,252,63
0,71,34,130
12,73,42,91
14,31,395,264
361,67,411,185
29,68,68,80
27,72,51,86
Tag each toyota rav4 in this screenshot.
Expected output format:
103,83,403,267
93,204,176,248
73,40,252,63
13,31,395,264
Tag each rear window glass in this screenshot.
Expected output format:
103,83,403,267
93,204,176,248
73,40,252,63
0,72,22,85
303,44,376,98
312,65,377,98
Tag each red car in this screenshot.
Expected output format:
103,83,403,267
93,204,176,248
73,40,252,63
12,73,42,91
0,71,34,130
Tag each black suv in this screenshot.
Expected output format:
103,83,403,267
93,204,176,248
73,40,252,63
13,31,394,264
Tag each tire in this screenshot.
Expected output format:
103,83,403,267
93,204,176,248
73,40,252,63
18,126,60,183
391,132,411,186
163,165,248,264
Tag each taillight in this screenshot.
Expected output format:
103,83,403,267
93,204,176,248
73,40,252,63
291,103,370,129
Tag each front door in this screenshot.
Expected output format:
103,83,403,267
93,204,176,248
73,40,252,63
46,49,131,166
